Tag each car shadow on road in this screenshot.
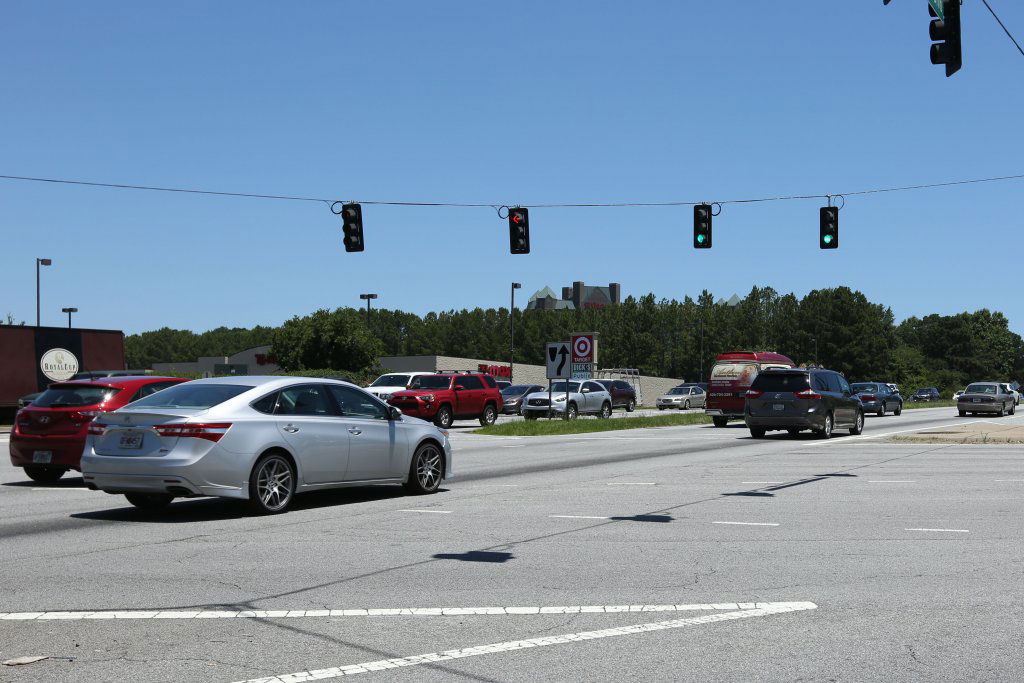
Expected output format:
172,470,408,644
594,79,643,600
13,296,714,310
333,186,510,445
723,473,858,498
69,486,450,523
432,550,514,563
608,514,673,523
4,476,88,489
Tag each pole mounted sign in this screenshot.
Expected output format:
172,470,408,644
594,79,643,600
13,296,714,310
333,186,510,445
546,342,571,380
928,0,943,21
570,333,597,379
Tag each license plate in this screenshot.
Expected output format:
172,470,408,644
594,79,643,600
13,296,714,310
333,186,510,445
972,398,981,403
33,450,52,464
773,404,785,411
118,432,144,449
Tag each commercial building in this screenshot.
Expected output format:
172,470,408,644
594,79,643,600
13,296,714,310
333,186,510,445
150,345,280,377
526,282,621,311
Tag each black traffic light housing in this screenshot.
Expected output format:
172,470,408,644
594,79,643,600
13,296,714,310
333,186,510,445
693,204,712,248
341,203,364,252
930,0,962,77
508,207,530,254
819,206,839,249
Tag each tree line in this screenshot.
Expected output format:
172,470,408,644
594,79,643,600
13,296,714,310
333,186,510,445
125,286,1024,396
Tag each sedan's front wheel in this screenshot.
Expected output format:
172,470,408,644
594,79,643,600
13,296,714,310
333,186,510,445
683,400,690,410
248,453,296,515
405,443,443,494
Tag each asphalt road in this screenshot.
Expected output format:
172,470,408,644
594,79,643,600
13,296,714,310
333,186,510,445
1,406,1022,682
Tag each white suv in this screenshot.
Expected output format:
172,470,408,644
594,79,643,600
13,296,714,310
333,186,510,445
366,372,433,401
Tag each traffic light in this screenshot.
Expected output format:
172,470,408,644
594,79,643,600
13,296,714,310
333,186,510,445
693,204,712,248
508,207,530,254
929,0,962,77
819,206,839,249
341,203,364,252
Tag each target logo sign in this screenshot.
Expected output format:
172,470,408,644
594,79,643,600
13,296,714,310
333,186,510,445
571,334,594,363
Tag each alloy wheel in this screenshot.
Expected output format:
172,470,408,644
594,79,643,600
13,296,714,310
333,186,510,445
416,445,442,491
256,456,293,512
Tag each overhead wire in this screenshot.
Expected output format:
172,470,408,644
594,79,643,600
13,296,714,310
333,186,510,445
1,171,1024,209
980,0,1024,58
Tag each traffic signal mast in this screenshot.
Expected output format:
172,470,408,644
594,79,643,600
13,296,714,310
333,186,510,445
930,0,962,77
693,204,712,249
819,206,839,249
508,207,530,254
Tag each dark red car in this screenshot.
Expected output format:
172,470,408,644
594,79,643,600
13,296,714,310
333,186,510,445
9,376,188,482
388,373,502,428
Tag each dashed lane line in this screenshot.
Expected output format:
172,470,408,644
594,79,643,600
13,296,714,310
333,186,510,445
712,521,779,527
0,601,813,622
231,602,818,682
905,528,969,533
867,480,916,483
606,482,656,486
396,509,451,514
549,515,610,520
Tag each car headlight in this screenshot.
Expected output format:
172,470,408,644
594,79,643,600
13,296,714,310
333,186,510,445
420,394,435,402
554,395,567,402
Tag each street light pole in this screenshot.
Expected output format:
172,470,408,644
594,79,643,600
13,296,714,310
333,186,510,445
510,283,521,382
61,307,78,329
359,293,378,323
36,258,52,327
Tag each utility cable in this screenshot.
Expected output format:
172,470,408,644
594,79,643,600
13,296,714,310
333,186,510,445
1,171,1024,209
980,0,1024,58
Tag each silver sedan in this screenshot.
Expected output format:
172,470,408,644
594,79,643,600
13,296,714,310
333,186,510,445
81,376,453,514
656,386,706,410
957,382,1016,417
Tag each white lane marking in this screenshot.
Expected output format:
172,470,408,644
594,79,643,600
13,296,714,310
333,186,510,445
794,419,990,447
868,480,916,483
396,509,451,514
230,602,818,683
995,479,1024,482
712,521,779,527
607,482,656,486
549,515,610,520
29,488,91,492
0,602,814,622
500,445,526,448
905,528,969,533
741,481,783,484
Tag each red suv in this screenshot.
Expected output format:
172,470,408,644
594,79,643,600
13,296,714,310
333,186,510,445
388,373,502,428
10,376,188,482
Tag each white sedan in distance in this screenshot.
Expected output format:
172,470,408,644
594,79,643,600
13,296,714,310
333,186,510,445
81,377,452,514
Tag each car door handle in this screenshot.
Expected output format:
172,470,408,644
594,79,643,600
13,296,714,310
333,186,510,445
348,428,362,435
283,425,299,433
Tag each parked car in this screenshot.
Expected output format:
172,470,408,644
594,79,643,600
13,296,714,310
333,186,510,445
17,369,151,408
744,367,864,439
500,383,545,415
910,387,940,402
999,383,1020,406
495,380,512,392
594,379,637,412
958,382,1016,417
388,373,503,428
706,351,796,427
521,380,612,420
80,376,452,513
9,376,188,482
365,372,432,402
850,382,903,416
657,385,706,410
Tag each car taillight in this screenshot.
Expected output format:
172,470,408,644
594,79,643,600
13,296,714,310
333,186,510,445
745,390,763,399
70,410,102,422
859,394,876,401
794,389,822,400
87,423,106,436
154,423,232,442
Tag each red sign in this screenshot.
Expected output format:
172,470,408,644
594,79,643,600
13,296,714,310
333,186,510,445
571,335,594,363
477,364,511,378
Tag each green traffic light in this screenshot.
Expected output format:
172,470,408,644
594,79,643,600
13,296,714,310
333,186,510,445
823,234,833,244
697,234,706,244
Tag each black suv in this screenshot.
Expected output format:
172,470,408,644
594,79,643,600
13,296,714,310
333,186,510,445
910,387,940,402
744,368,864,439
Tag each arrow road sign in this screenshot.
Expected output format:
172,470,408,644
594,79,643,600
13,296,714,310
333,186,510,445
546,342,571,379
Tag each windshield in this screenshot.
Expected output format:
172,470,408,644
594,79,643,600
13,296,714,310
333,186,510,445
550,381,581,393
370,374,410,387
965,384,997,395
32,385,122,408
127,383,251,409
502,385,534,395
851,383,879,393
750,373,810,392
914,388,934,395
668,388,687,395
409,375,452,390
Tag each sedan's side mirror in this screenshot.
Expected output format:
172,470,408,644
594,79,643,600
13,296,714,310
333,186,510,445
389,406,402,420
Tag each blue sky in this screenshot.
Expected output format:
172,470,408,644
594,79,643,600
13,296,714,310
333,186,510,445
3,1,1023,335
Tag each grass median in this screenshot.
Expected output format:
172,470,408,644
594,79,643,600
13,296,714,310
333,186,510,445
475,413,712,436
902,400,957,410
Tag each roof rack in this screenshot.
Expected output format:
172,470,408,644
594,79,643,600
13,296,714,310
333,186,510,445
595,368,644,405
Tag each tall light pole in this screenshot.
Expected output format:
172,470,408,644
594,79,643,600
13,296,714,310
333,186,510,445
36,258,52,327
61,307,78,329
812,338,818,366
359,293,377,322
510,283,521,382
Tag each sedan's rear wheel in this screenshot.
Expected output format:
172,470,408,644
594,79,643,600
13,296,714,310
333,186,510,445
405,443,443,494
125,493,174,510
894,403,902,416
878,403,886,417
248,453,296,515
23,466,67,483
